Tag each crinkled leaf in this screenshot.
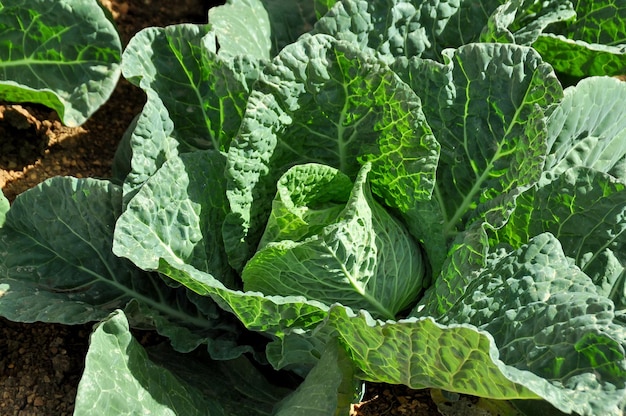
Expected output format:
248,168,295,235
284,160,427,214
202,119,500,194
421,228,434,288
74,310,223,415
0,0,121,126
533,0,626,79
113,150,236,287
414,220,490,318
395,43,562,237
545,76,626,178
122,23,262,153
480,0,575,45
440,233,626,415
209,0,271,60
328,306,540,400
494,167,626,307
313,0,506,63
224,33,438,269
115,91,180,202
243,163,425,320
273,337,359,416
534,34,626,78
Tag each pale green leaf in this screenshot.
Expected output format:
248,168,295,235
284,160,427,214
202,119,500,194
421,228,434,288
113,150,236,287
545,76,626,178
480,0,575,45
158,260,329,337
209,0,272,60
74,310,223,416
243,163,425,320
313,0,505,63
328,306,540,400
395,43,562,236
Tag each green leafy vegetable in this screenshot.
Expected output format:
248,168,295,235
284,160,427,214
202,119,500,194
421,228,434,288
3,1,626,415
243,163,425,320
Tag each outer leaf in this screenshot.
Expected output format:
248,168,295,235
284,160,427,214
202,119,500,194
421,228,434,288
0,0,121,126
328,306,540,400
0,177,240,355
158,260,329,337
74,310,223,416
545,76,626,178
147,344,293,416
494,167,626,307
243,163,425,320
533,34,626,78
113,150,236,287
209,0,271,60
273,337,358,416
224,33,438,269
395,43,562,236
440,233,626,415
122,24,261,153
0,178,132,323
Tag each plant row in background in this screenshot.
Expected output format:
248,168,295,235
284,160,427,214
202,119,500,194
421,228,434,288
1,0,626,414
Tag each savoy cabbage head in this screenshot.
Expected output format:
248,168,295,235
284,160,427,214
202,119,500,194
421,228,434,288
2,0,626,415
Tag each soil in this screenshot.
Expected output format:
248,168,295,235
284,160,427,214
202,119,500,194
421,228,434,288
0,1,451,415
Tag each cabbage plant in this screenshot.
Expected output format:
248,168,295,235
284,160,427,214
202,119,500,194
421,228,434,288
2,0,626,415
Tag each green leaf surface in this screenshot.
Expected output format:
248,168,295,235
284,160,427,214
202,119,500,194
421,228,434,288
494,167,626,307
209,0,272,60
415,220,490,318
113,150,236,287
158,260,329,337
545,76,626,178
328,306,540,400
480,0,575,45
224,33,438,269
440,233,626,415
0,0,121,126
243,163,425,320
0,177,240,356
273,337,358,416
395,43,562,236
0,178,132,323
122,24,261,153
74,310,223,416
313,0,506,63
533,34,626,78
533,0,626,78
